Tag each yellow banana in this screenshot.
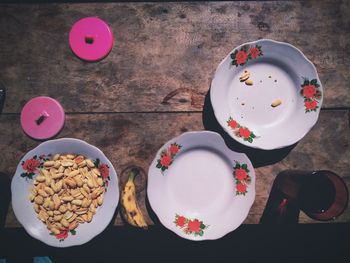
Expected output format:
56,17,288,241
121,168,148,229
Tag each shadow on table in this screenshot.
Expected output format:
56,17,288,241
0,173,11,230
202,88,298,168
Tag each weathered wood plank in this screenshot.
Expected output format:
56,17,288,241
0,1,349,114
1,109,350,227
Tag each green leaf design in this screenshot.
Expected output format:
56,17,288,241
241,164,247,170
198,230,204,236
20,173,27,178
310,79,317,85
230,53,235,59
156,162,162,168
94,158,100,167
234,162,241,169
247,137,253,143
161,166,166,172
250,133,256,138
70,230,76,235
200,222,206,229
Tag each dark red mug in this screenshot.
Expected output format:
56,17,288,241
275,170,348,221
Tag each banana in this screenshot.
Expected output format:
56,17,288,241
121,168,148,229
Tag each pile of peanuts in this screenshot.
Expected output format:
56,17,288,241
28,154,105,235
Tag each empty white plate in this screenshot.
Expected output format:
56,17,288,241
211,39,323,150
147,131,255,240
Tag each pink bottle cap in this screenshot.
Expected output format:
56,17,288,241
69,17,114,61
20,96,65,140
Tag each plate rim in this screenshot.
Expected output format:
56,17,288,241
10,137,119,248
147,131,256,241
210,38,323,150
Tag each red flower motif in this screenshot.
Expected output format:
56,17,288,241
236,183,247,193
235,168,247,180
22,159,40,173
228,119,238,129
169,145,180,155
176,216,186,227
239,127,251,139
302,84,317,98
249,47,260,59
99,163,109,179
160,155,173,167
236,50,248,65
55,230,68,240
188,219,201,233
304,100,318,110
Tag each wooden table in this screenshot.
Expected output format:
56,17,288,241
0,1,349,230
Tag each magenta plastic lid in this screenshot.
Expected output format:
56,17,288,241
69,17,114,61
20,96,65,140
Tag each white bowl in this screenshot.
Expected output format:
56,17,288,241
211,39,323,150
148,131,255,240
11,138,119,247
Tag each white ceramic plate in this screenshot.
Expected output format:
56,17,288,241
211,39,323,150
147,131,255,240
11,138,119,247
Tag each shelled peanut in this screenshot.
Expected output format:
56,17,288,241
28,154,105,235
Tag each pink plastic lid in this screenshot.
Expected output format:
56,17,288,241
69,17,114,61
20,96,65,140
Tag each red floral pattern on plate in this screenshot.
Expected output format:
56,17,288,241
92,158,111,190
227,117,257,143
50,229,77,242
300,79,322,113
233,161,251,195
174,214,208,237
231,45,263,67
156,143,182,172
21,154,51,179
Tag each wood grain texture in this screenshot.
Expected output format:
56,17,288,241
2,110,350,227
0,1,349,114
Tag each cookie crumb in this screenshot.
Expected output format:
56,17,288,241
245,79,253,85
271,99,282,107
